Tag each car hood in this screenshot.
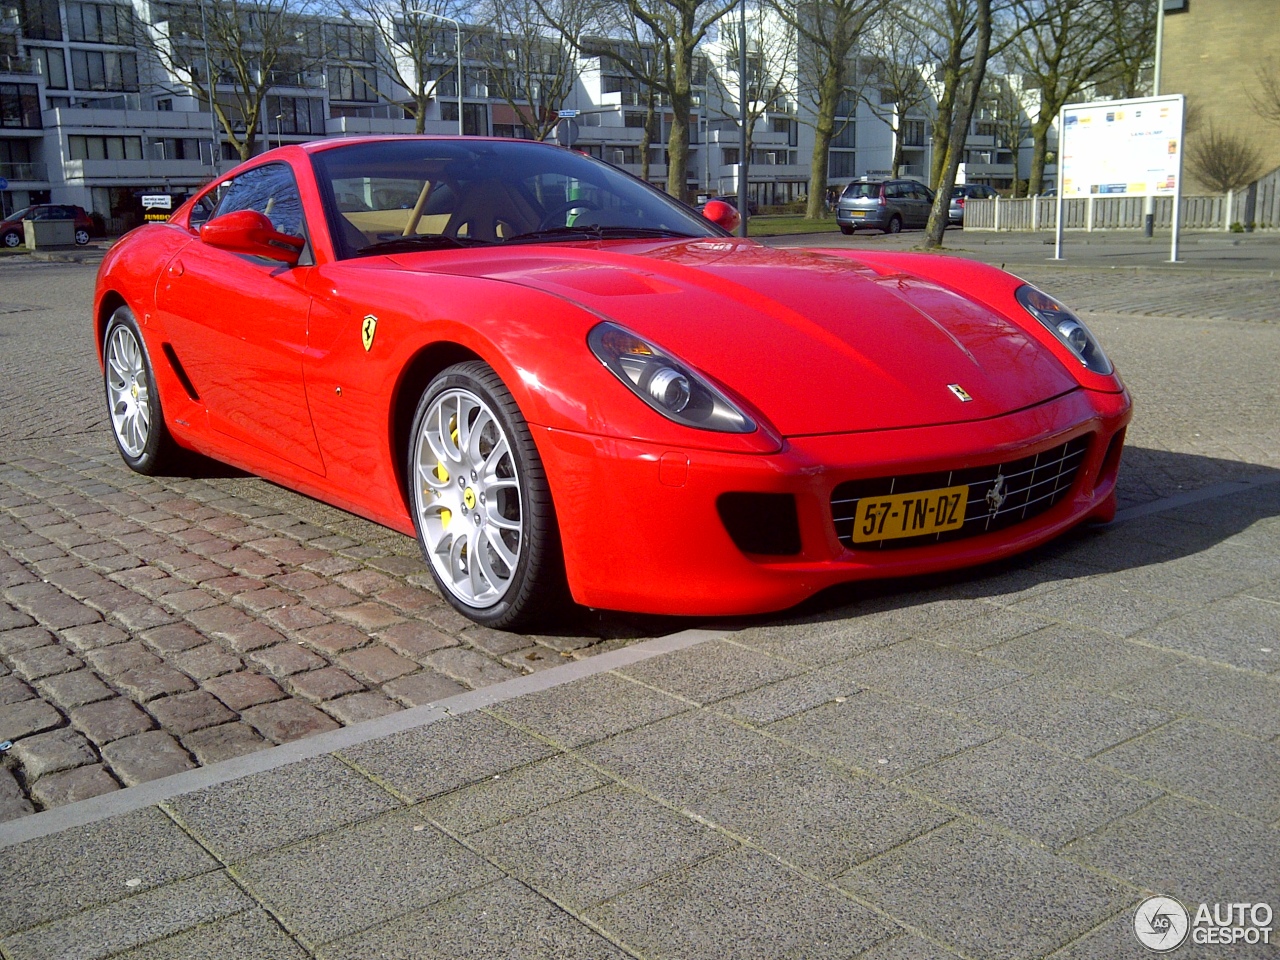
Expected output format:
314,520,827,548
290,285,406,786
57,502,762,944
397,239,1078,436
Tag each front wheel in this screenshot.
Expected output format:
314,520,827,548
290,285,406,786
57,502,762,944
408,362,565,629
103,306,177,474
885,216,903,235
2,230,20,248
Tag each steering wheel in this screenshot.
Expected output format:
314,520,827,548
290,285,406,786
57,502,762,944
537,198,601,231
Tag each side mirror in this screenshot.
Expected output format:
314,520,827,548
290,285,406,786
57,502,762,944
701,199,741,233
200,209,304,266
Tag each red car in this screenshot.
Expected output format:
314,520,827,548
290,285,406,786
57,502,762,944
2,203,94,247
94,137,1130,628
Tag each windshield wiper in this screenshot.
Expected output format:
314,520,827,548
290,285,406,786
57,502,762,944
354,234,493,256
504,225,697,244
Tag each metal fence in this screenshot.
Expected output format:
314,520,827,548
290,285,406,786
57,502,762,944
965,168,1280,231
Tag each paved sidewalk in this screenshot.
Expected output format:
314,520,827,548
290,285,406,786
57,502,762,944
0,477,1277,960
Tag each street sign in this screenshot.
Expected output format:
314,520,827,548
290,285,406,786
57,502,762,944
141,193,174,223
0,178,9,191
557,109,579,119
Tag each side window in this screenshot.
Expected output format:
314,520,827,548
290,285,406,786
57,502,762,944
884,184,902,200
213,162,306,238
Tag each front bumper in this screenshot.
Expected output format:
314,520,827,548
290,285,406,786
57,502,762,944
537,387,1131,616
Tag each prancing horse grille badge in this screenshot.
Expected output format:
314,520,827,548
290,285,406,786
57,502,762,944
948,383,973,402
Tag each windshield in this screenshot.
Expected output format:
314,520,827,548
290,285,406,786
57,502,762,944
309,139,719,258
4,206,31,222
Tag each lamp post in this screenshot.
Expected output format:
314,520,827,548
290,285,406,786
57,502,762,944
275,113,284,150
197,0,220,174
736,0,748,236
408,5,464,135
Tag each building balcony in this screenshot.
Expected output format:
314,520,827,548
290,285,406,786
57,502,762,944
0,161,48,182
62,158,211,182
324,115,418,136
44,106,217,133
0,54,38,76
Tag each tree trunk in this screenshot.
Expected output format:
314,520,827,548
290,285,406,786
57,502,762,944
1028,116,1051,195
804,69,840,220
930,65,960,188
640,95,655,182
923,0,991,249
890,132,903,179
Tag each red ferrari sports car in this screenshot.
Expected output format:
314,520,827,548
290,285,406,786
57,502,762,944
94,136,1130,628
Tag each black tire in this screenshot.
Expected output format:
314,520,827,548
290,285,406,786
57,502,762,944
102,306,177,475
2,230,21,248
839,225,854,236
885,216,903,234
408,361,567,629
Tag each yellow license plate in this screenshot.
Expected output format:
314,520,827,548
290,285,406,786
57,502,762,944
852,485,968,543
850,210,866,218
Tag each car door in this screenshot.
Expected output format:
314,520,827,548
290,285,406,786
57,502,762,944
910,183,934,226
153,161,326,475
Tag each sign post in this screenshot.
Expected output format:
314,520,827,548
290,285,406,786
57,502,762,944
1054,94,1185,263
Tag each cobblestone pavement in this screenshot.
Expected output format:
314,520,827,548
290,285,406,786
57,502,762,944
1,254,1278,822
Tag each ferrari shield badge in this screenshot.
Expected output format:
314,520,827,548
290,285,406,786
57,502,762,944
361,315,377,352
947,383,973,402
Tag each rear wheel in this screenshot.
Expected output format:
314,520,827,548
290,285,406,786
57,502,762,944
885,216,903,234
839,225,854,236
103,306,177,474
75,228,90,245
408,362,565,629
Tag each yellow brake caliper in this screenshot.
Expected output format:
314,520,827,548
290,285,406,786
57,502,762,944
427,414,460,529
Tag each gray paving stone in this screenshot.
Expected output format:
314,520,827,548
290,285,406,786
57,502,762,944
954,676,1174,758
180,722,270,765
241,698,340,743
166,755,400,863
377,620,457,659
340,712,557,802
838,640,1026,707
322,690,402,723
233,809,501,948
285,666,364,702
424,646,521,687
849,933,962,960
381,669,466,706
0,674,33,704
7,643,83,680
1096,720,1280,821
0,625,54,655
0,871,250,960
1136,597,1280,673
35,668,113,709
114,909,309,960
295,622,368,656
337,645,418,684
202,671,286,711
247,641,327,678
101,730,196,785
148,690,237,735
581,710,809,805
1064,796,1280,908
424,754,611,836
589,846,898,960
28,763,120,808
771,690,998,777
61,621,130,651
905,736,1164,848
491,671,690,748
617,639,805,705
916,604,1054,651
689,760,953,879
713,665,862,724
0,697,64,740
167,643,243,680
317,876,630,960
984,625,1186,692
474,784,732,910
1116,660,1280,738
138,623,208,654
9,726,97,779
0,807,217,936
0,766,34,821
731,616,910,666
839,822,1132,960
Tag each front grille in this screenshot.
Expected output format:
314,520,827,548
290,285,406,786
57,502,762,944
831,436,1091,550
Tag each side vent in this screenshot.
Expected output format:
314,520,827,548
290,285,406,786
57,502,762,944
161,343,200,402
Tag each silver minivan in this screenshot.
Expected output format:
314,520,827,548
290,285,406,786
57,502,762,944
836,178,935,235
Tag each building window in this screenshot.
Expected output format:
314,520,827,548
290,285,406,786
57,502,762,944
326,23,375,62
28,47,68,89
70,50,139,92
265,95,326,135
0,84,42,128
492,123,529,139
17,0,62,41
722,147,739,166
151,137,205,160
67,2,134,42
831,122,855,149
828,151,857,178
69,134,144,160
901,119,925,147
328,66,378,102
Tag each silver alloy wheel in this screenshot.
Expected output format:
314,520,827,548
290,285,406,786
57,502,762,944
105,324,152,458
2,231,19,248
75,228,90,245
413,386,523,608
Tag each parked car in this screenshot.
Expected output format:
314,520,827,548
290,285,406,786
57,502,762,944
94,136,1130,629
836,178,935,234
949,183,1000,226
0,204,94,247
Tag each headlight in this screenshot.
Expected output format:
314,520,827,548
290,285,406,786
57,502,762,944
1016,285,1112,375
588,322,755,433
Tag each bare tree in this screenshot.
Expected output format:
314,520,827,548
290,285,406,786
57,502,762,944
337,0,461,135
473,0,587,140
1186,126,1265,194
1093,0,1154,99
771,0,887,220
145,0,326,161
1249,57,1280,129
706,3,797,198
1009,0,1120,196
921,0,989,248
982,70,1027,195
859,8,929,180
580,26,668,182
